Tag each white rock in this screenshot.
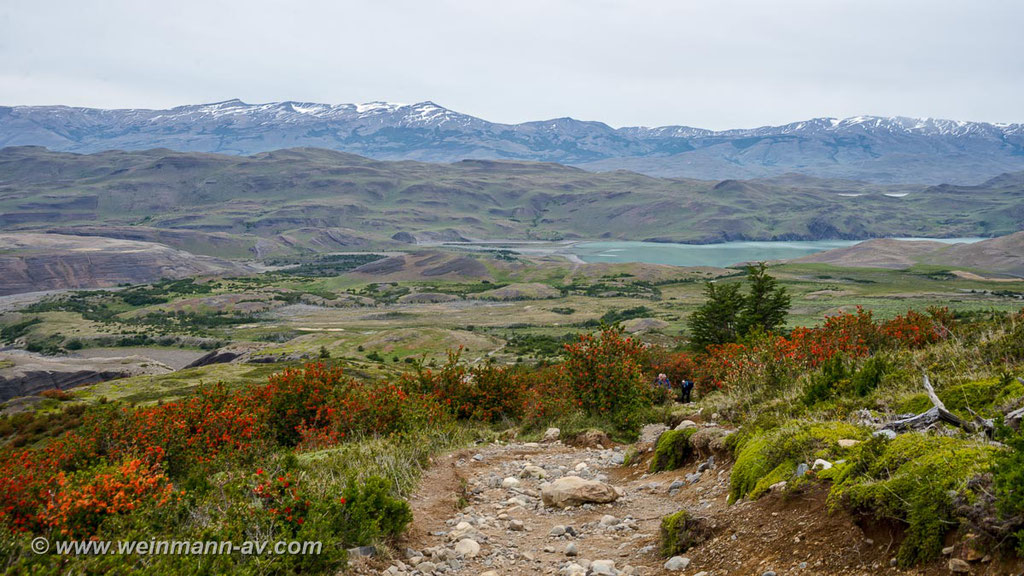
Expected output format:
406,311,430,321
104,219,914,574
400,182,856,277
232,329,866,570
837,439,861,448
521,465,547,479
454,539,480,558
565,542,579,556
560,563,586,576
812,459,832,471
550,525,566,537
599,514,619,526
508,519,525,531
541,476,621,508
664,556,690,571
542,427,561,442
674,420,697,430
590,559,618,576
501,477,521,489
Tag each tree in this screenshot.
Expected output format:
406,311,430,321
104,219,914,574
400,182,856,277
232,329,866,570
738,263,791,336
688,281,744,349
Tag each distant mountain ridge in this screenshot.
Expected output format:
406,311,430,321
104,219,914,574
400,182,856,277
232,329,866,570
3,100,1023,184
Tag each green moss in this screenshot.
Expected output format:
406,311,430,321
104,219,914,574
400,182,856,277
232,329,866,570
828,433,994,567
938,376,1024,419
896,393,931,414
728,420,869,503
659,510,703,557
650,428,697,472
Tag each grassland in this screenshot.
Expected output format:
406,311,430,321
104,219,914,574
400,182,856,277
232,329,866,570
2,250,1021,408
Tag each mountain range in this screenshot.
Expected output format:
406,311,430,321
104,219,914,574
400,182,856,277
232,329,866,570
3,100,1023,184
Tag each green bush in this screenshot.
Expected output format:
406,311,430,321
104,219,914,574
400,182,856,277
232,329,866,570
851,356,888,397
829,433,994,566
334,475,413,546
801,356,848,406
650,428,697,472
993,426,1024,556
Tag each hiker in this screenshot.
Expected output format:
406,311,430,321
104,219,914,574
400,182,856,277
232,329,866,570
654,373,672,392
679,378,694,404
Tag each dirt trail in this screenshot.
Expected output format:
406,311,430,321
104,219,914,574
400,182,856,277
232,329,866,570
351,425,975,576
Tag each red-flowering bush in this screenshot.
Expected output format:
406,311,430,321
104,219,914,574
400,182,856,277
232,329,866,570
404,350,528,423
257,363,347,446
561,326,651,432
101,383,265,476
252,470,309,532
41,458,176,538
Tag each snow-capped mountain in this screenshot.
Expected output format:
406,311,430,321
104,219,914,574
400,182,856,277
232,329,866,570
1,99,1022,183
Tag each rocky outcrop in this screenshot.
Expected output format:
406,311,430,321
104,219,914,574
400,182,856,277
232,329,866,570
0,233,254,296
0,351,172,401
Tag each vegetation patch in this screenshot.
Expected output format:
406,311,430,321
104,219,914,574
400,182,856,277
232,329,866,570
728,420,868,503
650,428,697,472
828,433,994,566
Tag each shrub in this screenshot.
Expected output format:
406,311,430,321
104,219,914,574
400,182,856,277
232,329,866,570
992,425,1024,556
333,475,412,546
650,429,697,472
561,326,651,435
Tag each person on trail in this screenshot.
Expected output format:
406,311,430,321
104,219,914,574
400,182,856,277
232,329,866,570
654,373,672,392
679,378,694,404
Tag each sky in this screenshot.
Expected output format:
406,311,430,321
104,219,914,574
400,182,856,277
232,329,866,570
0,0,1022,130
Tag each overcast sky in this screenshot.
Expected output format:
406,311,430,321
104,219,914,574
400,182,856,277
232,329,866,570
1,0,1021,130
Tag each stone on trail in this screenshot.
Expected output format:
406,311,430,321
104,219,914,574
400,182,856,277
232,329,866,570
479,572,498,576
550,525,567,537
541,476,621,508
521,465,547,479
948,558,971,573
664,556,690,571
501,477,520,489
565,542,579,556
508,519,525,531
454,538,481,558
560,563,586,576
449,521,484,541
542,427,561,442
416,561,437,573
599,514,619,526
590,559,618,576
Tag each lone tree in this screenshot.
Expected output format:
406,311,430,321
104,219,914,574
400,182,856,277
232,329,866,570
688,263,791,349
738,263,791,336
688,281,744,349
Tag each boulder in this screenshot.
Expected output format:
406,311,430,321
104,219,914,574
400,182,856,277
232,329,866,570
542,427,561,442
674,420,698,431
591,559,618,576
664,556,691,571
454,539,480,558
541,476,621,508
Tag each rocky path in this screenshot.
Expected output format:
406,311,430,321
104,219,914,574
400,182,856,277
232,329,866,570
350,423,957,576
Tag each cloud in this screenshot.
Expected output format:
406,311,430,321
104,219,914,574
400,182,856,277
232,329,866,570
0,0,1021,129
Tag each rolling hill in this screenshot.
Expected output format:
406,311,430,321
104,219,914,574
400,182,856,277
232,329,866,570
1,147,1022,258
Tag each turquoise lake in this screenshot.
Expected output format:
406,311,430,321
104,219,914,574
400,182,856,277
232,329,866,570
567,238,987,268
